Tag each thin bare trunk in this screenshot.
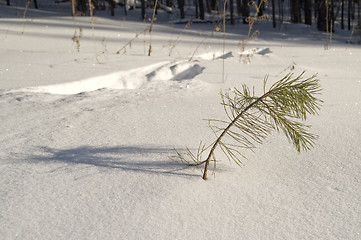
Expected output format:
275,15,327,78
71,0,76,16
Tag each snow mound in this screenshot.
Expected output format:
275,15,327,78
147,61,204,82
256,47,272,55
12,61,204,95
240,47,272,56
195,51,233,60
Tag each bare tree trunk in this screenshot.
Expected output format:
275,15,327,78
317,0,327,31
236,0,241,15
199,0,205,20
71,0,76,16
110,0,115,16
230,0,234,24
77,0,87,14
205,0,212,13
317,0,333,31
124,0,128,16
279,0,284,24
341,0,344,29
304,0,312,25
141,0,146,20
290,0,302,23
178,0,185,19
196,0,199,18
241,0,250,24
272,0,276,28
359,0,361,24
348,0,351,30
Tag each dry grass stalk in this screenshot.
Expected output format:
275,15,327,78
168,21,192,57
23,0,32,18
116,27,149,54
239,0,268,62
148,0,159,56
188,24,222,62
72,28,83,52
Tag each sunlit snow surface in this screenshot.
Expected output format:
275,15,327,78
10,61,204,94
1,1,361,239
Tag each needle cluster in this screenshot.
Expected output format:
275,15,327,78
179,72,323,180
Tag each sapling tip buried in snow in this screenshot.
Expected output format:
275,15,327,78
179,72,323,180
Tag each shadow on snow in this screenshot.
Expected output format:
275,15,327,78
30,145,199,178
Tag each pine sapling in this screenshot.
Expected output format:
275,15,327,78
179,72,323,180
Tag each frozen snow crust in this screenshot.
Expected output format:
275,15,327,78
1,2,361,240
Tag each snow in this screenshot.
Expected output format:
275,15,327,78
8,61,204,94
1,1,361,239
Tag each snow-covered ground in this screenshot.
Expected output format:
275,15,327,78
1,1,361,239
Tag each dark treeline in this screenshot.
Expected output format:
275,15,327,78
9,0,361,31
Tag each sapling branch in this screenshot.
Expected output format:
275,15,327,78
202,91,271,179
179,72,322,180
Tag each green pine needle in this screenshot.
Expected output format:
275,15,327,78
178,72,323,180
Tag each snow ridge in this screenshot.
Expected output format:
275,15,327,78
11,61,204,95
